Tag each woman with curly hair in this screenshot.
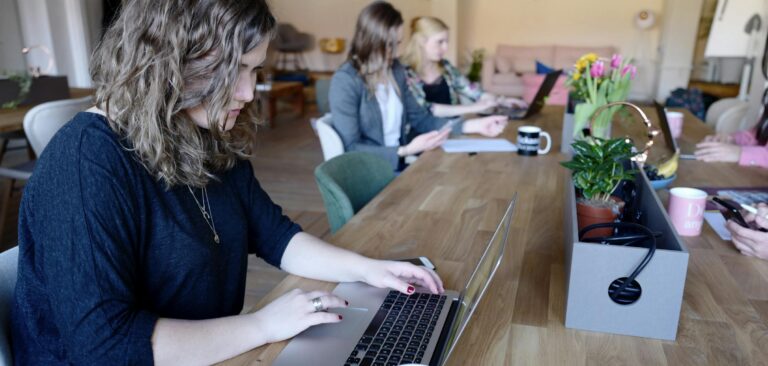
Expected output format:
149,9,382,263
10,1,443,364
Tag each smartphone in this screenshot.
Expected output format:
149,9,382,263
712,196,750,228
401,256,436,270
440,118,460,133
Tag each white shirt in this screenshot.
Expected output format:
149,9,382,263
375,82,403,147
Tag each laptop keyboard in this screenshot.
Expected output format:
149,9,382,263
344,291,446,366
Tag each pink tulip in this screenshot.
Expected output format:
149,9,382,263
621,64,632,77
590,60,605,78
610,54,622,68
630,65,637,79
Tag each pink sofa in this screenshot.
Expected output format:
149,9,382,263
482,45,616,102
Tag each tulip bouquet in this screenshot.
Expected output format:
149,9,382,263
567,53,636,139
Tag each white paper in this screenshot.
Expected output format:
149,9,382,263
441,139,518,153
704,211,732,241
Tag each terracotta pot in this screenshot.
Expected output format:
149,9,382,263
576,197,625,239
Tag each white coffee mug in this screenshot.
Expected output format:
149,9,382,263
517,126,551,156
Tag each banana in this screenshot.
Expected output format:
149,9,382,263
656,151,679,178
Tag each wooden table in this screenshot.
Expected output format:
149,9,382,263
223,106,768,365
0,88,93,134
259,81,305,128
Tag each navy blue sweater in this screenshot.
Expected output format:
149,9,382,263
11,112,301,364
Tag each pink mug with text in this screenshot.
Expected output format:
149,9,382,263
668,187,707,236
665,111,684,139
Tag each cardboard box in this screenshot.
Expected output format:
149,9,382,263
562,170,689,340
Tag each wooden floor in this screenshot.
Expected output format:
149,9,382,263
0,102,330,312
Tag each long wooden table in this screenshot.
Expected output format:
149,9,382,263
223,106,768,365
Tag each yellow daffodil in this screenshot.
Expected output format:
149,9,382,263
572,71,581,81
585,53,598,62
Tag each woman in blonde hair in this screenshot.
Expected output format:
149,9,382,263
11,0,443,364
330,2,508,171
401,16,526,118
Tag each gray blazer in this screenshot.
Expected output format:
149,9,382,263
329,60,460,169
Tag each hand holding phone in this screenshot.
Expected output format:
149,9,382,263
712,196,751,229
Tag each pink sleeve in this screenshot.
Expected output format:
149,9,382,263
739,145,768,168
732,129,758,146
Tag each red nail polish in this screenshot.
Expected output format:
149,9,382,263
407,285,415,294
345,300,349,306
338,315,343,320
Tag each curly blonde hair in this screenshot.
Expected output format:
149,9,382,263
90,0,275,187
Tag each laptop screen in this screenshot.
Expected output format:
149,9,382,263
437,195,516,364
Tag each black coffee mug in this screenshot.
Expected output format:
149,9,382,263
517,126,552,156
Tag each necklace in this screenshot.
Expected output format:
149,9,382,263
187,186,220,244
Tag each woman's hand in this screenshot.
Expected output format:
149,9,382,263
498,97,528,109
361,260,445,295
726,203,768,259
462,115,508,137
694,142,741,162
400,129,450,156
252,289,348,344
702,134,734,143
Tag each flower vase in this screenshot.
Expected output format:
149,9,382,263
573,102,620,140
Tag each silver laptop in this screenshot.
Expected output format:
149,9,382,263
274,195,517,366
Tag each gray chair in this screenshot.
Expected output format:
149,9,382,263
0,246,18,366
274,23,313,71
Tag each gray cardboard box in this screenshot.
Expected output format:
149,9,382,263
563,170,689,340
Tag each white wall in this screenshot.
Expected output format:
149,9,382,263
656,0,704,102
0,0,25,73
268,0,457,71
11,0,94,87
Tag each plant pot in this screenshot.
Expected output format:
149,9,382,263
576,197,625,238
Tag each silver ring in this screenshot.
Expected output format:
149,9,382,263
311,297,323,312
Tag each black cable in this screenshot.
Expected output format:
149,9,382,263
578,222,657,304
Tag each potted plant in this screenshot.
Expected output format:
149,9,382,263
561,136,636,238
466,48,484,83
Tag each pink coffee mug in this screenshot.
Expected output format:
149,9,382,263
666,111,684,139
668,187,707,236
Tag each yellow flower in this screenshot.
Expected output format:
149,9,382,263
584,53,598,62
572,71,581,81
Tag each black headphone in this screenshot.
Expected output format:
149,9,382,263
578,222,659,305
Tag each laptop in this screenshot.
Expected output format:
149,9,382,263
274,195,517,366
490,70,562,120
654,102,695,160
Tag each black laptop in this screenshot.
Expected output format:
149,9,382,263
492,69,562,120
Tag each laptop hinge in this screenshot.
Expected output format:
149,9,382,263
429,298,460,366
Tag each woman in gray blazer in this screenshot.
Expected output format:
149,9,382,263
329,1,508,170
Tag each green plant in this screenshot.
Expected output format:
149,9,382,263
1,71,32,109
560,137,636,203
466,49,484,83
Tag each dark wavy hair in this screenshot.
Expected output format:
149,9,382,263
90,0,276,187
347,1,404,92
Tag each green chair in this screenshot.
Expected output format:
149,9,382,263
315,152,395,233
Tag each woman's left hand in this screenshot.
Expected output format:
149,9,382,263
463,115,508,137
694,142,741,163
362,260,445,295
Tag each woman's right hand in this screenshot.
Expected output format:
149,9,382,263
702,134,734,144
400,129,450,156
252,289,348,344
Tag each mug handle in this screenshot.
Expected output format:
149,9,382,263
538,131,552,154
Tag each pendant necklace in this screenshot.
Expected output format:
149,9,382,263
187,186,220,244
